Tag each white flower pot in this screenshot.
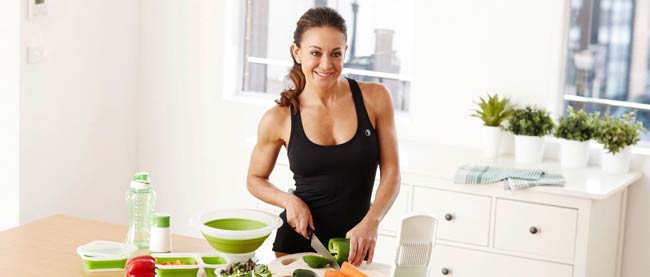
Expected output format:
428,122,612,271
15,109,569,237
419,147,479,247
559,139,590,168
514,135,545,164
601,146,632,174
481,125,503,160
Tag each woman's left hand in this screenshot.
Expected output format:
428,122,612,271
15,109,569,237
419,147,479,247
345,219,379,266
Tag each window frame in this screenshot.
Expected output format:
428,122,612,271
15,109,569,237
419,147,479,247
222,0,413,116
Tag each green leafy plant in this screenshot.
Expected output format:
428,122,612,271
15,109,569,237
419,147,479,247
595,113,645,154
554,106,599,141
506,106,555,136
470,94,514,127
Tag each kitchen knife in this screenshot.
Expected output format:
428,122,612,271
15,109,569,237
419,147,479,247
308,228,341,270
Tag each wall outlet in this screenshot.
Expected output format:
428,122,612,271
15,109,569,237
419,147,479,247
27,45,44,64
27,0,47,20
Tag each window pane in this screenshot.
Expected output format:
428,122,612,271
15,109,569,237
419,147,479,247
563,0,650,140
242,0,413,112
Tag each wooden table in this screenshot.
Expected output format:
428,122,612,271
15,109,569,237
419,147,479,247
0,215,217,276
0,215,391,276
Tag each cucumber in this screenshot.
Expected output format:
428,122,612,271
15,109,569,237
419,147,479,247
292,268,318,277
328,238,350,265
302,255,331,268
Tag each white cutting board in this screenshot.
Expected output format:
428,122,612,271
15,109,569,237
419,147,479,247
268,252,391,277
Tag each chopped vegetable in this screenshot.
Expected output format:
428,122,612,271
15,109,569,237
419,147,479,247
219,259,271,277
323,269,348,277
328,238,350,265
292,268,318,277
159,259,197,265
302,255,332,268
341,262,368,277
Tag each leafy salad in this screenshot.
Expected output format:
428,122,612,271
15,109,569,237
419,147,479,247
219,259,271,277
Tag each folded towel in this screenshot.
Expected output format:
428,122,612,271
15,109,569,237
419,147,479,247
454,164,565,190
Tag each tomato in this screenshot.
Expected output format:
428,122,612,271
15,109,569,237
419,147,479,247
126,274,154,277
125,258,155,275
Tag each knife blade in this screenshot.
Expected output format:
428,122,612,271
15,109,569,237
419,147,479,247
308,228,341,270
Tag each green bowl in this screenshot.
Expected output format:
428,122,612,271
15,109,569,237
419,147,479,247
193,209,282,254
201,233,270,254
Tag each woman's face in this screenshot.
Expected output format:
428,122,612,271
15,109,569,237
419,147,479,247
292,27,347,90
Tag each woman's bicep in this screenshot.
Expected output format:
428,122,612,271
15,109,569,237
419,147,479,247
248,112,285,180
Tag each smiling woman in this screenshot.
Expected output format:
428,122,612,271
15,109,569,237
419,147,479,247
245,6,401,268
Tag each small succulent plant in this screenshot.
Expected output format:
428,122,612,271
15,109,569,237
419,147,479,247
470,94,514,127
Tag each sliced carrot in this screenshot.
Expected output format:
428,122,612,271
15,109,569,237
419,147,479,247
324,269,348,277
340,262,368,277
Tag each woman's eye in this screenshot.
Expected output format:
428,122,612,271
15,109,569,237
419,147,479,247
332,53,342,58
310,52,320,56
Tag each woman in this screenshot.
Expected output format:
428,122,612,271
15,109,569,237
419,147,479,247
246,7,400,267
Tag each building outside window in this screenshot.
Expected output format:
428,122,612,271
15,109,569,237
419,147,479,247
240,0,414,113
563,0,650,140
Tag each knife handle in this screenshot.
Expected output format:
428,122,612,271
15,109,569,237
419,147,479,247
307,227,314,239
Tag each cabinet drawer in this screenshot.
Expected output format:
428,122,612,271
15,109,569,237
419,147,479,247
413,187,491,246
494,199,577,260
429,244,573,277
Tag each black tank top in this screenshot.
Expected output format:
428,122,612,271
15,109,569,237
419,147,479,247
273,78,380,253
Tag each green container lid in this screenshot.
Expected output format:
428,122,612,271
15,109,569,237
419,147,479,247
154,213,170,228
132,172,150,184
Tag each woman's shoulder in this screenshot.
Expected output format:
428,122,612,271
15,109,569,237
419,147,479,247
354,80,393,111
260,104,291,128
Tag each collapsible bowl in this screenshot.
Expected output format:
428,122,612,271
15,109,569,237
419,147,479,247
192,209,282,262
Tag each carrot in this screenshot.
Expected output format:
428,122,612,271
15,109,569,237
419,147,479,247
324,269,348,277
340,262,368,277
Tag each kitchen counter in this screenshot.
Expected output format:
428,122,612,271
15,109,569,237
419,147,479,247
0,215,391,276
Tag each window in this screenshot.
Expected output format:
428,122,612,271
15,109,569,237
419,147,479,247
563,0,650,140
240,0,414,112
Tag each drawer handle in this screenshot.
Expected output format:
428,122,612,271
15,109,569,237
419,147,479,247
444,213,454,221
529,226,539,234
441,267,451,275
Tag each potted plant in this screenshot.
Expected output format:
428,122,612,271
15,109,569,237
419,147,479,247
506,106,555,163
470,94,514,160
554,106,598,168
594,113,645,174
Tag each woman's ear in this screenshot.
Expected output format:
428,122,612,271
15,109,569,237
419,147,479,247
291,43,301,64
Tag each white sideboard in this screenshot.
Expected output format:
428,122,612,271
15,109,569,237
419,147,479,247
257,141,641,277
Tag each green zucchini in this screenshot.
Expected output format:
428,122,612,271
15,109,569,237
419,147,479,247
292,268,318,277
328,238,350,265
302,255,332,268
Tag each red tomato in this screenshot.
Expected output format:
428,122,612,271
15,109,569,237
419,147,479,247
125,258,155,275
126,274,155,277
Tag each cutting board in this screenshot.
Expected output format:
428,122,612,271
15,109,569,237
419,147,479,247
268,252,391,277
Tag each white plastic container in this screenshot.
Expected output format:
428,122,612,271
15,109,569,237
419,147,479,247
601,146,632,174
149,212,172,253
76,240,137,272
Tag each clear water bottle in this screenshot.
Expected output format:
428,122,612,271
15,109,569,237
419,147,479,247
126,172,156,249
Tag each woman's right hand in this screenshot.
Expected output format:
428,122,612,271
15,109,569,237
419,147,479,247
284,194,314,239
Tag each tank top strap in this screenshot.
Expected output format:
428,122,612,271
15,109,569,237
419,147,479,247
346,78,374,131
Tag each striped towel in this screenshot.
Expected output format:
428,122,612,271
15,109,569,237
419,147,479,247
454,164,565,190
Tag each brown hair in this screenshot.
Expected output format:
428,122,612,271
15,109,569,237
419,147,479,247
275,7,347,114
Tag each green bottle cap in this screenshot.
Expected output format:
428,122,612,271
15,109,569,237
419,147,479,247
154,213,170,228
132,172,150,184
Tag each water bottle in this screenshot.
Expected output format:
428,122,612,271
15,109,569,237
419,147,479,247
126,172,156,249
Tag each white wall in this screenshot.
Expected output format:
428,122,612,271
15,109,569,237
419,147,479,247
19,0,140,225
0,0,21,231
